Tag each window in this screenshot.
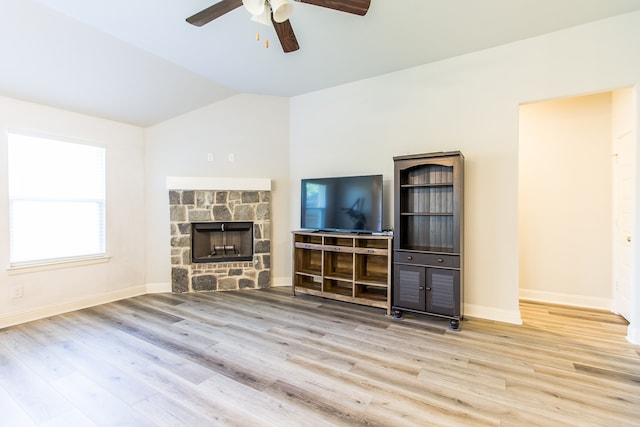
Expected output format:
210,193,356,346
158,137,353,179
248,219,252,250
8,132,106,266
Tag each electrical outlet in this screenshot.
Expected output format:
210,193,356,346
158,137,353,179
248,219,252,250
207,153,214,162
11,285,23,299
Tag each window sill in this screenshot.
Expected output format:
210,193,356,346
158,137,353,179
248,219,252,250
7,255,111,275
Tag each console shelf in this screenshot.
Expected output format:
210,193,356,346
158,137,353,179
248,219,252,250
292,231,392,314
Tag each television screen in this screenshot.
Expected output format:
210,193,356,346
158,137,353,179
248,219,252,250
301,174,383,233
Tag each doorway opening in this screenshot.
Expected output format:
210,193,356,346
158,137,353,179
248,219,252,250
518,88,635,322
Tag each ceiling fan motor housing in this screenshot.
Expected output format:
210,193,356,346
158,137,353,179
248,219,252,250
187,0,371,53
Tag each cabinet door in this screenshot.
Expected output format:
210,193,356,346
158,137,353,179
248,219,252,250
427,268,460,317
393,264,425,311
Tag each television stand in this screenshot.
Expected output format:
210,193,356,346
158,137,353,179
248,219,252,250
291,230,392,314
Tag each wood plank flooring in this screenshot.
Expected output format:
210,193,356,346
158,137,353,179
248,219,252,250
1,288,639,426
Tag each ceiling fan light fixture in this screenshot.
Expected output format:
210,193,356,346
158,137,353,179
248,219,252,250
242,0,265,16
270,0,293,23
251,5,273,27
186,0,371,53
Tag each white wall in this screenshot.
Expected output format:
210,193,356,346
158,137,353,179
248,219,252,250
519,93,613,308
0,96,146,327
290,11,640,324
144,94,291,288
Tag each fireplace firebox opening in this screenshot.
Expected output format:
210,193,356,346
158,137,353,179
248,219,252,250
191,221,254,263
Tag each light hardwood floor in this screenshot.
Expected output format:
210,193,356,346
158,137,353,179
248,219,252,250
1,287,639,426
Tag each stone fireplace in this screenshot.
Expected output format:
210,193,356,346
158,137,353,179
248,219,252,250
168,177,271,293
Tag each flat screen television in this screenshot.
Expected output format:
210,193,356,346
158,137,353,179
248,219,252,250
300,174,383,233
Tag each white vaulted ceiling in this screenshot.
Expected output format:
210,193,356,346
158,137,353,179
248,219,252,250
2,0,640,126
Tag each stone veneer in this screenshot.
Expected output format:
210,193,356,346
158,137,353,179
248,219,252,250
169,189,270,293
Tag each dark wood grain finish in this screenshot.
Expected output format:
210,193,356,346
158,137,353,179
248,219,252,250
295,0,371,15
1,289,639,426
393,152,464,329
186,0,243,27
272,18,300,52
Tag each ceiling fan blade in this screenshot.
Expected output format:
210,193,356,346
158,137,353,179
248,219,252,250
272,18,300,53
294,0,371,16
186,0,243,26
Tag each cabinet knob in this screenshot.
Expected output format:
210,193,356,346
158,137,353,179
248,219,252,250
437,258,443,263
407,255,413,260
426,287,432,291
419,286,425,291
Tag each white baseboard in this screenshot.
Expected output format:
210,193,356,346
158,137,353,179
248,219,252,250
0,280,288,329
271,276,291,287
464,303,523,324
279,276,522,324
0,285,147,329
1,279,539,329
519,288,611,310
146,282,171,293
627,324,640,345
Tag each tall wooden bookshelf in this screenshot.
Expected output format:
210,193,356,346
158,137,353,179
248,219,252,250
392,151,464,330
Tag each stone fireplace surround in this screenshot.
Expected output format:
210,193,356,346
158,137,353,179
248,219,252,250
167,177,271,294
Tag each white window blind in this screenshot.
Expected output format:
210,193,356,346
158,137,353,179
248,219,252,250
8,132,106,265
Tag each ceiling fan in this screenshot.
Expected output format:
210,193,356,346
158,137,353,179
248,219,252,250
186,0,371,53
